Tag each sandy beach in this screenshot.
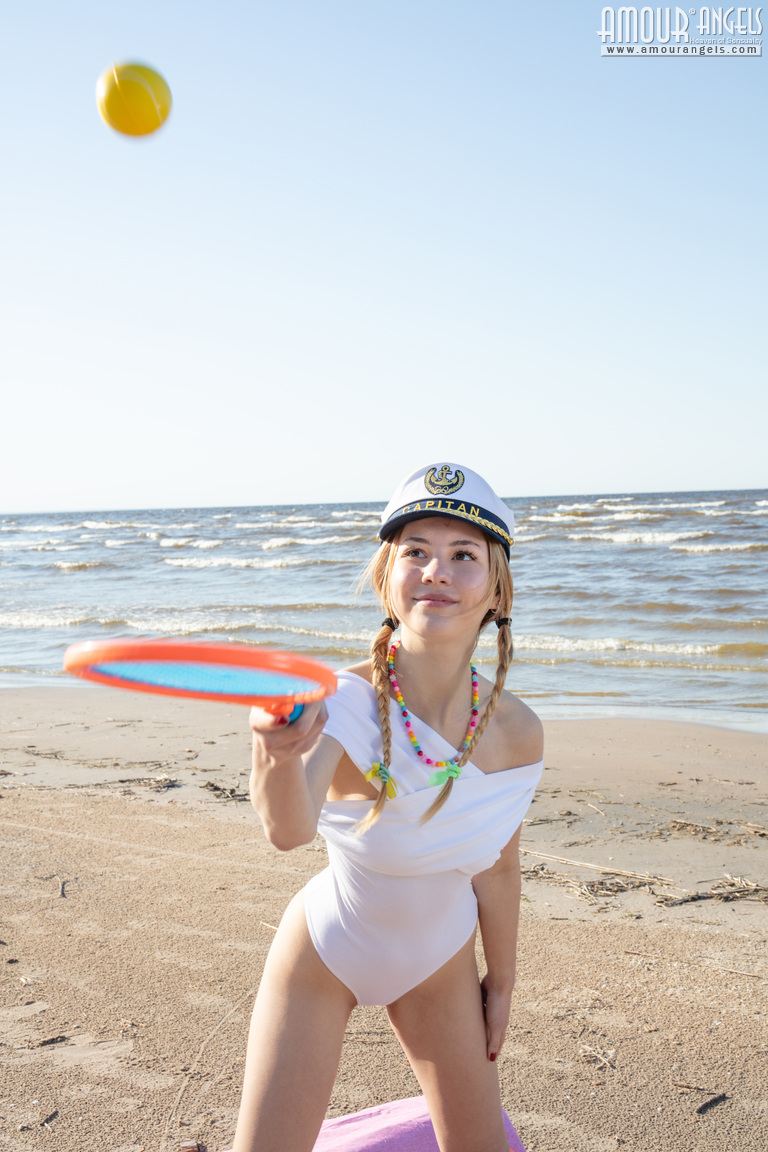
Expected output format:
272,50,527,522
1,687,766,1152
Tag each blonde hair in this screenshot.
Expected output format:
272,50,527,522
356,532,514,831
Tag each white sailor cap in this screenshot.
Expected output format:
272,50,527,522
379,463,514,557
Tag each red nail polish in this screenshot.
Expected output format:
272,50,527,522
489,1052,497,1062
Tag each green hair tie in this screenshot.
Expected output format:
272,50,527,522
427,764,463,788
365,762,398,799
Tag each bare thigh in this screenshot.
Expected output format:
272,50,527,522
386,933,509,1152
232,891,357,1152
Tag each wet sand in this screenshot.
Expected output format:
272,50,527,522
1,687,766,1152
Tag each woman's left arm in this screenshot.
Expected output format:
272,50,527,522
471,826,522,1062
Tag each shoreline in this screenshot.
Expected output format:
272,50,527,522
1,689,766,1151
2,678,766,737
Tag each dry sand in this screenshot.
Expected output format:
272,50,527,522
1,687,766,1152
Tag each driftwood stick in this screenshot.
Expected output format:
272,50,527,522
519,848,672,884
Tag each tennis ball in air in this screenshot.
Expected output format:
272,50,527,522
96,62,172,137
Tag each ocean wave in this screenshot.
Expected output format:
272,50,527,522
528,514,588,523
330,509,381,521
697,509,768,519
606,511,664,521
53,561,113,572
260,534,365,550
234,519,324,532
4,523,78,533
0,540,77,551
242,622,379,644
620,500,726,511
566,529,711,546
555,503,608,512
670,542,768,553
571,657,767,673
0,611,126,629
236,519,377,535
159,537,195,548
163,556,326,570
666,617,768,633
513,633,768,658
529,511,664,524
79,519,189,531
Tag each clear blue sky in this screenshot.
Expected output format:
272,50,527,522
2,2,765,512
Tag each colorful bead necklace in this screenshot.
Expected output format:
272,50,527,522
387,641,479,787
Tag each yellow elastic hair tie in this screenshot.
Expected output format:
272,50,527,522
365,762,398,800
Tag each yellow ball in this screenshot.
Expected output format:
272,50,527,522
96,62,172,137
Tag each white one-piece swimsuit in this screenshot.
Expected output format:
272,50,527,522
302,671,543,1007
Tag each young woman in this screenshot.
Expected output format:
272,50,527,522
233,463,543,1152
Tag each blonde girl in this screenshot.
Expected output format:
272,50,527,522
233,463,543,1152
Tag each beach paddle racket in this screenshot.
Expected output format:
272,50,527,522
63,639,336,720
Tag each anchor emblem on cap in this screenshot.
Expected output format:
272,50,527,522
425,465,465,495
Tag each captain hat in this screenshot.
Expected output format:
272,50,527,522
379,463,514,557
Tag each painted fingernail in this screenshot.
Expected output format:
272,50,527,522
489,1052,497,1062
273,715,290,727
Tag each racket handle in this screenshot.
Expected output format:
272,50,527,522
263,702,304,723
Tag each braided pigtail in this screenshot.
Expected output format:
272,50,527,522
355,616,398,833
420,541,514,824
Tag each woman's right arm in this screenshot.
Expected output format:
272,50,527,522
249,701,343,851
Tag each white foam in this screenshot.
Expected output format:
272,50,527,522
607,511,664,521
53,561,104,571
515,633,729,656
566,529,710,545
159,537,195,548
163,556,313,570
0,610,94,628
11,523,78,533
329,510,381,523
260,536,298,550
261,534,362,550
527,514,585,523
670,542,767,553
556,502,604,511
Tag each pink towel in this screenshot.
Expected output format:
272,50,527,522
312,1095,526,1151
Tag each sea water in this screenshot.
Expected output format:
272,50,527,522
1,490,766,731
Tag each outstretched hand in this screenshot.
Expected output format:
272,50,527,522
481,974,514,1061
250,700,328,764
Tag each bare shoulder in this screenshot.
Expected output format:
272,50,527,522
343,659,373,684
492,690,544,765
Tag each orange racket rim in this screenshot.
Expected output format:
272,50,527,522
62,638,337,707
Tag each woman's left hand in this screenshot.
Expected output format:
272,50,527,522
480,974,514,1061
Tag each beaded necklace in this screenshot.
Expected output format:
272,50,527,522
387,641,479,787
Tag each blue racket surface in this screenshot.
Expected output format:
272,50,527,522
93,660,319,699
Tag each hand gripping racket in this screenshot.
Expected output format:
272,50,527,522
63,639,337,721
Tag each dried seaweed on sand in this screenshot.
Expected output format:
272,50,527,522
655,874,768,908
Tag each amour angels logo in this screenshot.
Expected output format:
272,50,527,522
424,465,465,496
